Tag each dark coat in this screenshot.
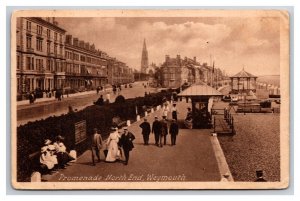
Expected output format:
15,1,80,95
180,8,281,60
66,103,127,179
152,120,162,134
94,97,104,106
119,132,135,151
139,121,151,135
169,122,179,135
91,133,103,150
160,120,168,136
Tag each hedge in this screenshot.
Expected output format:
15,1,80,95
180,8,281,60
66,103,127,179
17,90,172,181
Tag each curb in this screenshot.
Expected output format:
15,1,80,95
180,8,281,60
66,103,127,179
210,134,234,182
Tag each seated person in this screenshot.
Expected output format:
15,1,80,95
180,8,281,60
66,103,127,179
184,107,193,129
53,135,74,169
40,146,55,171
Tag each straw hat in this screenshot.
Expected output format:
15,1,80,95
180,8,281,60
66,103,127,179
44,139,51,145
41,146,48,153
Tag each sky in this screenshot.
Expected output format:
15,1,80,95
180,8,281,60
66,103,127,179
56,17,280,76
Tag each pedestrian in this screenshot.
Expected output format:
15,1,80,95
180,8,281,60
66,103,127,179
171,103,178,120
94,95,104,106
106,92,111,103
255,170,267,182
119,127,135,165
152,116,162,146
29,92,35,104
139,118,151,145
162,103,170,119
55,89,62,101
90,128,103,166
160,116,168,147
169,119,179,146
96,86,100,94
105,127,120,162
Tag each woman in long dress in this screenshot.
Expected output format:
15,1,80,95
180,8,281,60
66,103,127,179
105,128,120,162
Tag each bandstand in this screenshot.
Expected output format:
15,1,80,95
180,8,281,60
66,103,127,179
230,68,257,94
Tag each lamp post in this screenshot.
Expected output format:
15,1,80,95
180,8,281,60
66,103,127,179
243,79,246,115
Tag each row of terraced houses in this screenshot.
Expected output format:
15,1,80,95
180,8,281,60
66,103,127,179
16,17,134,99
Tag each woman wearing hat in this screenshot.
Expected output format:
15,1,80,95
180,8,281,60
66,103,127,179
105,127,121,162
53,135,74,169
40,146,55,171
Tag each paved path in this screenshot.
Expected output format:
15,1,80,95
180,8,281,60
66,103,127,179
44,101,221,182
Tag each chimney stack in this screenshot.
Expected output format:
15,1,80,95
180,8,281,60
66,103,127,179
165,55,170,62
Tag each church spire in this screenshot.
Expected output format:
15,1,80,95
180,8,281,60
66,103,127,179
141,38,149,73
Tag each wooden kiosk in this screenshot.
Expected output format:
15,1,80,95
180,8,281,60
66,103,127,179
178,84,223,129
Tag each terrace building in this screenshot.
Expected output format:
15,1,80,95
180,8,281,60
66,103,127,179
64,35,108,90
16,17,134,100
16,17,66,98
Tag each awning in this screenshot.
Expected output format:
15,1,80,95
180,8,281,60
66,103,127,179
178,84,223,97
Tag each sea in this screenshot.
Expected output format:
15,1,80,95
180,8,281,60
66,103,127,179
257,75,280,87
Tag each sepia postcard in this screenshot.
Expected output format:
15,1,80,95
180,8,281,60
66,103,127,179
11,9,290,190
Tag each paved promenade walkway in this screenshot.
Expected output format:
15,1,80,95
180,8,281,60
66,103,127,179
44,100,223,182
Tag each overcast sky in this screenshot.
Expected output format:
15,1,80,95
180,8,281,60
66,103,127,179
57,17,280,76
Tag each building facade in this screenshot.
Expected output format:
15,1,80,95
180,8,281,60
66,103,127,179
64,35,109,90
16,17,66,97
16,17,134,100
159,55,223,88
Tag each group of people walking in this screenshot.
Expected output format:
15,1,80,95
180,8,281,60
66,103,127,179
90,127,135,166
140,116,179,147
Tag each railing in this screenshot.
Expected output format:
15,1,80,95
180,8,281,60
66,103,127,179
224,109,236,135
212,108,236,135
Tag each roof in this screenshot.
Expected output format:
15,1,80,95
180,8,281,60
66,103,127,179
178,84,223,97
230,68,257,78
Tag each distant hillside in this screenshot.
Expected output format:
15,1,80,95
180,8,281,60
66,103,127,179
257,75,280,87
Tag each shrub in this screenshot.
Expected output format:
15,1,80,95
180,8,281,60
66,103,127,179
115,95,126,103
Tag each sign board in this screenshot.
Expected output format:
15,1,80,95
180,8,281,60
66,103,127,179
74,120,86,144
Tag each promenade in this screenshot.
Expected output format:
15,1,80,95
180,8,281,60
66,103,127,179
44,100,227,182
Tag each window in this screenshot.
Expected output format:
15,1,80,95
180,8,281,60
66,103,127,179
59,46,63,56
54,44,57,55
37,25,43,35
59,34,62,43
26,57,34,70
47,42,50,53
26,21,31,31
26,36,32,49
54,32,57,41
36,59,43,71
46,59,50,71
36,38,43,51
47,29,51,38
17,55,21,69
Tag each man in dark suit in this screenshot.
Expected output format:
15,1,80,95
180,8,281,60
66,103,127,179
160,116,168,147
91,128,103,166
152,116,162,146
169,119,179,146
255,170,267,182
139,118,151,145
119,127,135,165
94,95,104,106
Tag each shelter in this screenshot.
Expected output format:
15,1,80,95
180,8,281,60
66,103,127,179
230,68,257,94
178,84,223,129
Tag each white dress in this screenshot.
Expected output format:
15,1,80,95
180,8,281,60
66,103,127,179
40,151,55,169
105,131,120,162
